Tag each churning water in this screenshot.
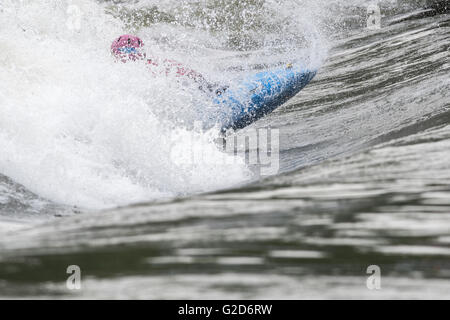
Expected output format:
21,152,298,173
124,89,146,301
0,0,449,299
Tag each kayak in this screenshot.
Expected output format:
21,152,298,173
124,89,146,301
214,64,316,131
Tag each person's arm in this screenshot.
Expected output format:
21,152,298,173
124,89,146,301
147,58,214,92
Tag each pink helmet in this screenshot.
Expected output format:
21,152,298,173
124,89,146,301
111,34,146,62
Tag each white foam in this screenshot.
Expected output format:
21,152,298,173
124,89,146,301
0,0,325,209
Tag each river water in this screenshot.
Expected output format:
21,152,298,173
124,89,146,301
0,0,449,299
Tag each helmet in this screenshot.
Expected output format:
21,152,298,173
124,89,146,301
111,35,146,62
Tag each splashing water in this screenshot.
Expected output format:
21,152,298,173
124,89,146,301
1,0,449,299
0,0,327,209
